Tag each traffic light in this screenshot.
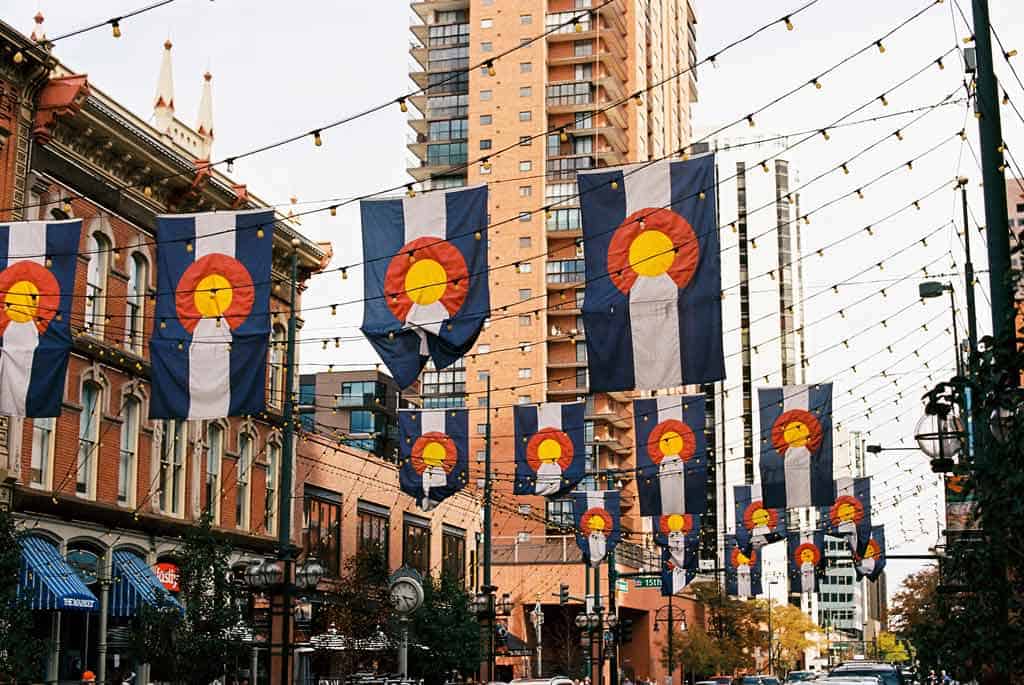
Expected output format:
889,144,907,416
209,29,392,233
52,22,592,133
619,618,634,644
559,583,570,605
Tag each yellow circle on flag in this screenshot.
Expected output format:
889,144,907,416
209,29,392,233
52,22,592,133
666,513,686,531
659,430,684,456
588,514,606,531
5,280,39,323
628,230,675,277
537,438,563,464
194,273,233,318
405,258,447,305
799,548,816,564
751,508,770,527
835,501,857,522
422,440,447,467
736,551,751,565
783,420,810,448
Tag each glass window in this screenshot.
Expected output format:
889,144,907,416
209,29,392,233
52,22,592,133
237,433,252,529
480,90,493,101
576,341,588,362
520,62,532,73
442,528,466,582
519,136,532,146
519,212,532,222
518,315,531,326
159,419,186,515
358,504,390,561
403,519,431,575
421,358,466,403
480,139,492,150
426,70,468,95
350,410,375,434
518,395,531,404
480,114,492,125
77,382,101,497
118,397,140,506
547,208,582,232
206,423,223,522
519,185,532,197
575,111,594,129
427,142,468,166
269,326,286,408
546,499,574,533
520,86,532,97
480,18,493,28
476,423,487,435
546,260,586,284
428,119,468,141
574,40,594,57
518,111,532,122
30,418,54,488
85,233,110,334
520,14,532,24
304,489,342,576
126,254,147,353
480,41,492,52
518,263,532,273
519,237,532,248
266,441,279,535
519,288,532,300
518,368,532,379
519,161,532,172
427,94,468,119
547,82,592,106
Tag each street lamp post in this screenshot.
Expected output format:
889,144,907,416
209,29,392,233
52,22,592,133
531,597,544,678
652,603,687,685
766,580,779,677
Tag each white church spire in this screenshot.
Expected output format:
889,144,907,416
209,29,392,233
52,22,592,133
196,71,214,160
154,40,175,133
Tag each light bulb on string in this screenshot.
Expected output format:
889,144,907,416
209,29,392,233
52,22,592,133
398,98,408,113
783,16,793,30
313,130,323,147
876,40,885,54
111,19,121,38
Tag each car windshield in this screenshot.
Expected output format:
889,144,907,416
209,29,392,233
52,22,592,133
832,668,898,685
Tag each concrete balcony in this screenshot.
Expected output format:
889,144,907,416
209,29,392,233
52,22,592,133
547,359,587,370
547,51,628,88
585,408,631,430
411,0,468,23
595,0,629,37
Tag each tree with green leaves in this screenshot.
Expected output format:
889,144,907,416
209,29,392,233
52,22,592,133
662,624,722,681
876,631,910,664
406,572,481,685
0,510,47,683
129,511,246,685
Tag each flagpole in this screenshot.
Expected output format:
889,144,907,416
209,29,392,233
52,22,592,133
483,374,494,681
278,240,300,685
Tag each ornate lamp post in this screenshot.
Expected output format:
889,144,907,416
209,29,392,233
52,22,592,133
652,605,687,685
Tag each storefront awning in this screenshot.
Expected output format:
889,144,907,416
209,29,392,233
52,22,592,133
109,550,183,617
19,536,99,612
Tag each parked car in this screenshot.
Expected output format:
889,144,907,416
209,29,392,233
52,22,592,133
830,661,903,685
742,677,781,685
785,671,819,682
707,677,734,685
509,679,573,685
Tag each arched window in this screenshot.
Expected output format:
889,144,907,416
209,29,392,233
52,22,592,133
86,233,110,333
236,432,253,530
126,254,147,353
30,417,55,489
205,423,224,523
269,325,286,408
265,439,280,535
118,396,140,506
77,381,102,498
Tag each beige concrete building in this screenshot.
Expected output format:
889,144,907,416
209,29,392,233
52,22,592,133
408,1,699,682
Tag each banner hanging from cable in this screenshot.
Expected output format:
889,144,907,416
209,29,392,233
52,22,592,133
725,534,763,599
513,401,587,497
0,218,81,417
758,383,835,508
787,529,827,594
398,408,469,512
576,157,724,392
150,210,274,419
360,186,489,389
733,483,787,555
853,524,886,581
633,395,708,516
821,476,872,554
572,490,622,567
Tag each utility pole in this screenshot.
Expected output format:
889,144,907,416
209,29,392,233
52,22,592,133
960,177,980,463
607,550,618,685
483,374,494,682
666,594,674,685
532,596,544,678
970,1,1013,349
278,239,300,685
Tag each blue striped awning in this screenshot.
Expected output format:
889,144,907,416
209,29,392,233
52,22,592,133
109,550,183,617
19,536,99,612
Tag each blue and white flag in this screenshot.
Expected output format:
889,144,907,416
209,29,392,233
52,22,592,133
660,544,698,596
633,396,707,516
853,525,886,581
514,402,586,497
572,490,621,567
820,476,872,555
0,219,81,416
787,530,826,594
360,186,489,389
398,408,469,512
725,534,763,599
150,210,274,419
758,384,834,509
734,483,786,555
577,157,724,391
654,512,700,596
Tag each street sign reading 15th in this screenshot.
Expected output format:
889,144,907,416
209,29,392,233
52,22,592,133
634,577,662,589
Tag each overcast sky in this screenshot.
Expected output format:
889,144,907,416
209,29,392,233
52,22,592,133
8,0,1023,598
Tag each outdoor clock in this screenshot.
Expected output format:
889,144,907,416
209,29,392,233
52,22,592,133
388,568,424,616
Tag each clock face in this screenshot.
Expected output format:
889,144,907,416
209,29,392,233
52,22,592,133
389,578,422,615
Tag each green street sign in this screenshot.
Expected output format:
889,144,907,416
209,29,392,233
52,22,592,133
634,577,662,588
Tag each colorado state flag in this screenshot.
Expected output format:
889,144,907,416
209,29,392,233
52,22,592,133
0,219,81,416
654,512,700,596
633,396,707,516
360,186,489,389
787,530,826,594
577,157,724,391
758,384,834,508
734,483,786,555
572,490,621,567
513,402,586,497
149,210,273,419
398,408,469,511
725,534,763,599
854,525,886,581
820,476,872,555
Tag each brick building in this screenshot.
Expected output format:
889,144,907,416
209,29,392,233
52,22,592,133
0,16,335,684
407,1,703,682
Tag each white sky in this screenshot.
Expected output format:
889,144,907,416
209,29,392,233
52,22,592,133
7,0,1023,600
